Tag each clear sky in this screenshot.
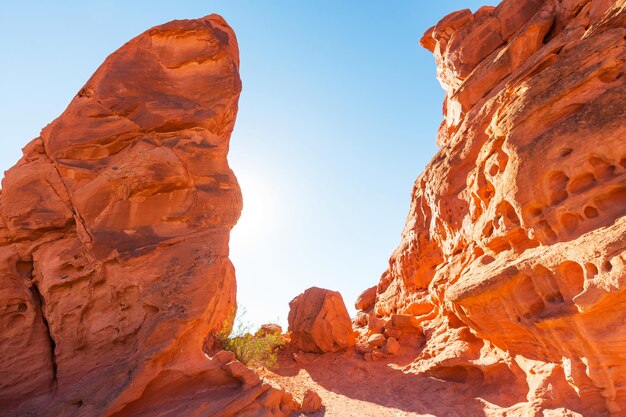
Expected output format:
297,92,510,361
0,1,496,329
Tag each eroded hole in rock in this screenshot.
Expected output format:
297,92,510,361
428,365,485,384
542,18,558,44
480,255,495,265
525,205,543,218
496,200,521,226
550,190,568,205
584,206,599,218
71,400,84,408
482,221,494,238
143,304,160,314
477,174,496,203
568,172,597,194
545,292,564,304
536,220,558,241
29,283,57,382
548,172,569,190
588,156,616,180
547,171,569,204
17,260,34,279
597,66,623,83
560,213,579,233
559,147,573,158
556,261,585,298
594,186,626,213
585,263,598,278
488,164,499,176
548,171,568,190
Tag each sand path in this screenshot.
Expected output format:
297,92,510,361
259,349,512,417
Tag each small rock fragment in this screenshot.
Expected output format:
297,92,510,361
355,343,373,354
367,333,387,348
383,337,400,356
355,285,377,311
354,311,368,327
367,315,386,334
387,314,422,333
301,389,323,414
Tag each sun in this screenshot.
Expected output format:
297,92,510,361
230,167,278,246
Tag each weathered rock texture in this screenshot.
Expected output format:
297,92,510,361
359,0,626,415
300,389,323,414
0,15,295,417
288,287,356,353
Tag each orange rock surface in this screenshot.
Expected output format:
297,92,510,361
0,15,295,417
288,287,356,353
300,389,323,414
359,0,626,415
2,2,625,416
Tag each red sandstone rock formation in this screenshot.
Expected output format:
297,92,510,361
288,287,356,353
0,15,295,417
358,0,626,415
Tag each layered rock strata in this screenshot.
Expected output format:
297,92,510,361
0,15,295,417
359,0,626,415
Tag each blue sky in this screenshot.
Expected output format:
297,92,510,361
0,1,496,328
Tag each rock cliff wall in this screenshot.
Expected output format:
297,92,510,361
361,0,626,415
0,15,295,417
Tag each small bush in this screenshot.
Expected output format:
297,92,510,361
217,307,285,369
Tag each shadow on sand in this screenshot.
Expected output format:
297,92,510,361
274,349,531,417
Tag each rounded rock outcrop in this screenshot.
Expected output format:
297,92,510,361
0,14,296,417
288,287,355,353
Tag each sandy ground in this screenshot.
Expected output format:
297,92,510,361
258,348,509,417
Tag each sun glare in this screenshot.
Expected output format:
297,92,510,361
230,168,278,247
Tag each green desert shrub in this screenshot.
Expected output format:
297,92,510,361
217,307,285,369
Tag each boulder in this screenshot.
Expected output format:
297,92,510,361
383,337,400,356
301,388,323,414
355,285,377,311
367,333,387,348
288,287,355,353
367,315,387,334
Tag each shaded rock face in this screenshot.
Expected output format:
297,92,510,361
361,0,626,415
288,287,356,353
0,14,295,417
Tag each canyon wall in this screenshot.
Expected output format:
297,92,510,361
0,15,295,417
360,0,626,415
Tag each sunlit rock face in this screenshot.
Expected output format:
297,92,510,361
362,0,626,415
0,15,295,417
288,287,356,353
